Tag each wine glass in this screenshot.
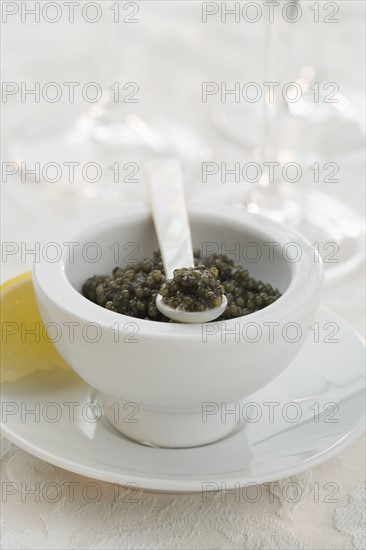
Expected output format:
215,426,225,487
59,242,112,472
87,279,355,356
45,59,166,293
6,2,207,199
203,0,365,281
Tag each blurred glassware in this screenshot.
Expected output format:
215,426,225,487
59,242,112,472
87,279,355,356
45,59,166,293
10,101,207,200
5,2,208,199
207,0,365,281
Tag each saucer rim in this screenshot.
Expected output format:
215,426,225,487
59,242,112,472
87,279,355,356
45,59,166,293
1,415,365,494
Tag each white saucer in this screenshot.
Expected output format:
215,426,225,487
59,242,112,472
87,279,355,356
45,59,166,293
1,306,364,493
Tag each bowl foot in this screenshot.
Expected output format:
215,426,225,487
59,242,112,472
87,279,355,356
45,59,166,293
100,394,244,449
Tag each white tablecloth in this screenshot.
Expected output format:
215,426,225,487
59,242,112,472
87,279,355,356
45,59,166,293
1,2,365,548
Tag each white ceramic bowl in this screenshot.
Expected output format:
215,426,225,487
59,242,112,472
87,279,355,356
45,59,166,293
33,203,323,447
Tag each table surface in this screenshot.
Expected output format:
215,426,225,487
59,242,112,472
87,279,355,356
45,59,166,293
1,2,365,549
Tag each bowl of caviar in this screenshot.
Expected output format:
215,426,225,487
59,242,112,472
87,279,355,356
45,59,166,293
33,203,323,448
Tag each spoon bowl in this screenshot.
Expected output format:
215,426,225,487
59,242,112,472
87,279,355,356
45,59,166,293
156,293,228,323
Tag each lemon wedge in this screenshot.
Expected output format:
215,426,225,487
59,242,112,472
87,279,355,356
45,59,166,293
1,272,70,383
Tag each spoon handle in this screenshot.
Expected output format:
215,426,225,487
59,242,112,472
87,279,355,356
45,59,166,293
146,160,194,279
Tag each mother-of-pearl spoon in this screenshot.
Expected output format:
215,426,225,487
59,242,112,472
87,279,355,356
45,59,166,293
146,159,227,323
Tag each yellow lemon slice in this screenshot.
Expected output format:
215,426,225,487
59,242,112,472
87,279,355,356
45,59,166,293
1,272,70,383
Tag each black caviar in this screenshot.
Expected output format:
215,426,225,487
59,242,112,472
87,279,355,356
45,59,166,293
160,266,225,312
82,250,281,322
